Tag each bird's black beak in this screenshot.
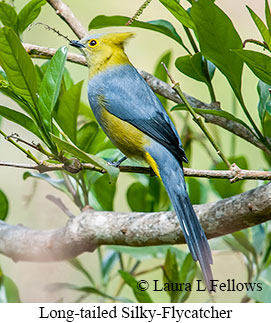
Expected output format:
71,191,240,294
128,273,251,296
69,40,85,48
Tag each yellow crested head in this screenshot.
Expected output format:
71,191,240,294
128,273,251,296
70,32,135,78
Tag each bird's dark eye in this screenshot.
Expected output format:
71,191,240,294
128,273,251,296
88,39,98,48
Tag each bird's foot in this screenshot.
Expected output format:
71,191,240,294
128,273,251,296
108,156,127,167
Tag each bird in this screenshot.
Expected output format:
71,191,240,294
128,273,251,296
70,32,214,292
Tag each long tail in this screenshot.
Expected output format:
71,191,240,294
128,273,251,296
146,144,214,292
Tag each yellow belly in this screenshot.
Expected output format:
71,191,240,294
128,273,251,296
100,107,149,159
100,107,161,178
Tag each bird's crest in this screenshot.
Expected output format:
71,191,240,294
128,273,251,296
100,32,135,46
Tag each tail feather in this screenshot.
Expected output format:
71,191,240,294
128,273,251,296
146,144,214,292
170,192,214,292
176,195,214,291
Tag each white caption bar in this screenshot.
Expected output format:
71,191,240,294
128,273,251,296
0,303,269,322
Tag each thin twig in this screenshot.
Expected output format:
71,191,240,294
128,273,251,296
63,173,83,209
0,129,40,164
79,172,89,206
129,260,141,274
126,0,153,26
195,135,218,165
46,194,75,219
29,22,72,42
4,133,55,158
134,265,161,277
1,160,271,181
5,133,38,150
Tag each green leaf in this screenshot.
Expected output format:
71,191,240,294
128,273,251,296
154,50,171,107
118,270,153,303
210,236,231,251
265,0,271,32
262,231,271,268
233,49,271,85
175,52,209,83
78,102,95,119
178,253,197,302
0,274,21,303
0,27,37,110
159,0,195,29
154,51,171,82
210,156,248,198
49,283,132,303
171,105,253,133
127,176,170,213
102,250,119,283
0,81,34,117
108,245,186,262
247,224,265,254
55,81,83,143
247,6,271,48
67,258,95,286
96,148,122,164
51,135,119,184
76,121,99,153
178,253,196,283
148,176,170,212
163,249,180,302
39,60,50,75
0,2,18,33
180,125,192,162
88,15,185,47
186,178,207,204
263,110,271,137
90,130,114,154
232,231,258,267
35,64,43,89
0,105,42,139
161,248,195,302
93,174,116,210
23,171,68,194
74,286,132,303
247,268,271,303
63,68,74,90
223,235,251,260
0,189,8,221
191,0,243,102
207,59,216,80
38,46,68,131
18,0,46,34
257,80,271,123
127,182,152,212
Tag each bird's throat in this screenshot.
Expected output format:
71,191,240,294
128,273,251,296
88,48,131,79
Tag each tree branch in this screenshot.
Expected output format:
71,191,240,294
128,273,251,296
0,182,270,262
46,0,88,39
22,43,271,155
1,160,271,181
24,43,86,65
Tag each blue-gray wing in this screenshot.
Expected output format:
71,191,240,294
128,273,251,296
88,64,188,165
